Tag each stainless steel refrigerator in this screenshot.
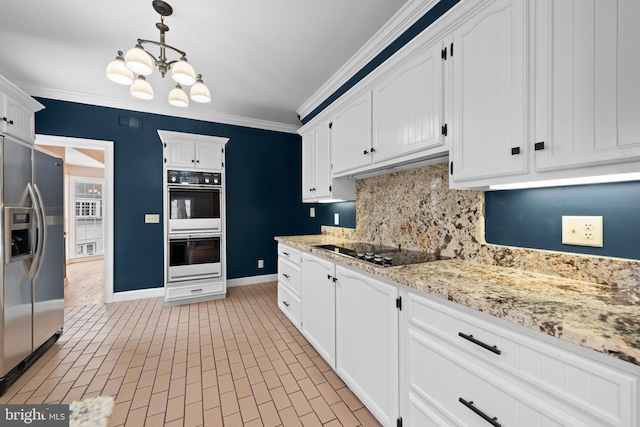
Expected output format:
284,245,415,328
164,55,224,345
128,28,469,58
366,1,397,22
0,134,64,395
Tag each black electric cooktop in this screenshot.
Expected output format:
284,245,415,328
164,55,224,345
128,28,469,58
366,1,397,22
314,242,448,267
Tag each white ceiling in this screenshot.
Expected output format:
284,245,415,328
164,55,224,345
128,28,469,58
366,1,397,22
0,0,410,131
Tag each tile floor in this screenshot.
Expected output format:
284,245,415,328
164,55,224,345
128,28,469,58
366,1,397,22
0,282,382,427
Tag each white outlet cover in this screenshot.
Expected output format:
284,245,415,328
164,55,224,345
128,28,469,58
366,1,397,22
561,216,603,247
310,207,315,218
334,213,339,225
145,214,160,223
258,260,264,268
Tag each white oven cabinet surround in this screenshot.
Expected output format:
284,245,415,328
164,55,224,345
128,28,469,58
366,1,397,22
159,130,228,306
278,244,640,427
301,120,355,203
159,130,225,171
0,75,44,144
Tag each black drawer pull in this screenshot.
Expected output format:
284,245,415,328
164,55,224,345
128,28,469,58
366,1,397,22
191,288,203,293
282,301,290,307
458,332,501,355
363,149,369,155
534,141,545,151
283,273,290,279
282,252,290,256
459,398,501,427
511,146,520,155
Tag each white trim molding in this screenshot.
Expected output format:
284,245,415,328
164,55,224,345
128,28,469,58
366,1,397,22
227,274,278,288
21,83,300,135
110,287,165,303
296,0,439,120
35,134,116,304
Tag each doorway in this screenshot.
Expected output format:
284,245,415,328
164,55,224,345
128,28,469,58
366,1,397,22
35,135,114,306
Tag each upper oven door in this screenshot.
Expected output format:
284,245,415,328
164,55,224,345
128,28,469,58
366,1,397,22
168,186,221,233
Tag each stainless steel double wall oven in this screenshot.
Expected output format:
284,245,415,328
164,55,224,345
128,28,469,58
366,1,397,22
167,170,222,282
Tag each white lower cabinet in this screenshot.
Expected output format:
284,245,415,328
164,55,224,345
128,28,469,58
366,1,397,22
400,289,640,427
279,248,639,427
300,253,336,368
335,266,399,426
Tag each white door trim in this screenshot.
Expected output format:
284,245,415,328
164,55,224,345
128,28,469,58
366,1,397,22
35,135,115,303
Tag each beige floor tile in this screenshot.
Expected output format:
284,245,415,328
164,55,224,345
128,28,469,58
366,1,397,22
309,395,337,424
278,406,303,427
257,400,281,427
220,390,240,416
354,407,383,427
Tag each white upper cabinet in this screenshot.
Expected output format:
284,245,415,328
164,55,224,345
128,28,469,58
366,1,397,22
331,91,373,175
372,41,446,165
0,75,44,144
300,119,355,203
449,0,529,187
533,0,640,172
160,131,225,171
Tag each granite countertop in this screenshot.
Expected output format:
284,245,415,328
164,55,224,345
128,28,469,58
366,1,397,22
276,234,640,367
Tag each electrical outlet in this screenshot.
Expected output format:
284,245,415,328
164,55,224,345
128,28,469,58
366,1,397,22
334,213,339,225
144,214,160,223
310,207,315,218
562,216,603,247
258,259,264,269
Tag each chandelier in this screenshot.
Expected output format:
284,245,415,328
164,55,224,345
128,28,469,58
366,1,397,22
105,0,211,107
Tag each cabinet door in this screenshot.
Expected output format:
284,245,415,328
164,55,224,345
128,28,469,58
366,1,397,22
313,123,332,199
195,142,223,170
166,141,196,168
335,266,398,426
450,0,528,184
331,92,373,175
534,0,640,171
372,43,444,163
1,93,35,143
300,253,336,368
301,129,316,201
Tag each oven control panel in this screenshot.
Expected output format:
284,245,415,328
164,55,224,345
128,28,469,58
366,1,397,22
167,170,222,186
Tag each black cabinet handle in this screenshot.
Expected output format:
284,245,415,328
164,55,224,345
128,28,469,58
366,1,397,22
459,398,501,427
191,159,195,163
534,141,545,151
283,273,290,279
282,301,290,307
196,160,200,163
327,274,332,280
282,252,290,256
511,147,520,155
458,332,501,355
370,147,376,152
190,288,203,293
363,149,369,155
1,117,13,125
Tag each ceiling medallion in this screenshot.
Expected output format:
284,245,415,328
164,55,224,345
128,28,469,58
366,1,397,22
106,0,211,107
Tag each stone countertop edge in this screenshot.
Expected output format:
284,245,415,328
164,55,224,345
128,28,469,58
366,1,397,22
275,235,640,368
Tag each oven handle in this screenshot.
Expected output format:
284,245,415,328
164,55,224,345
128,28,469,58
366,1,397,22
167,184,221,191
169,234,221,241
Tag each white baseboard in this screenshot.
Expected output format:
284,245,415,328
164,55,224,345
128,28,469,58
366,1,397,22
109,287,165,303
227,274,278,288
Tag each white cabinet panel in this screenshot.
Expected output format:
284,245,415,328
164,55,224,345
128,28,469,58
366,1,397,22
165,140,223,170
314,123,332,199
1,94,35,143
331,92,372,175
534,0,640,171
195,142,223,170
335,266,399,426
301,128,316,201
300,253,336,368
450,0,528,185
372,42,444,163
278,282,301,328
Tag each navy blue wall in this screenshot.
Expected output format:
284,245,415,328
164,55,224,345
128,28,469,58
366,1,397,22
35,98,352,293
485,182,640,260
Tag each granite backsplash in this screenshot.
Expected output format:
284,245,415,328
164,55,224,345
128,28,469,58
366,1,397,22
325,162,640,289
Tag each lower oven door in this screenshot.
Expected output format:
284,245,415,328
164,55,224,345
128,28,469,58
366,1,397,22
168,235,221,282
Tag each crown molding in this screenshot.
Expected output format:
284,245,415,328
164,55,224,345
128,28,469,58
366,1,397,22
296,0,438,121
19,83,301,134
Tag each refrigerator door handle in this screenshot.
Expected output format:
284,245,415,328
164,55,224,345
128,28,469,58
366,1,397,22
32,184,47,279
26,183,45,280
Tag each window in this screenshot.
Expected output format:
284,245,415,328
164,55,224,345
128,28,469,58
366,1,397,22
72,179,104,258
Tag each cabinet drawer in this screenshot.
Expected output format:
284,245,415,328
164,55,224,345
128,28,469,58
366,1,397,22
165,281,224,301
278,259,300,295
278,244,300,265
405,328,580,427
278,282,301,327
406,291,638,426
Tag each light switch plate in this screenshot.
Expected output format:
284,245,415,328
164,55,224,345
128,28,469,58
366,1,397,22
562,216,603,247
145,214,160,223
310,208,315,218
334,213,339,225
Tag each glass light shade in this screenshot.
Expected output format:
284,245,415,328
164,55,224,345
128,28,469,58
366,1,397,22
190,78,211,103
125,45,153,75
169,84,189,107
130,76,154,100
106,53,134,85
171,58,196,85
